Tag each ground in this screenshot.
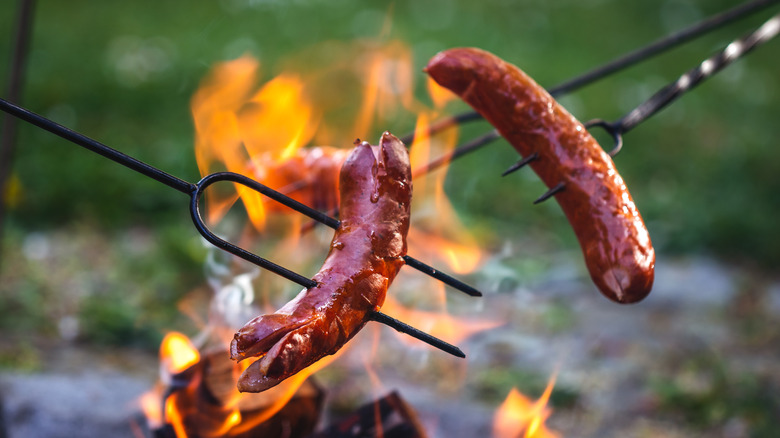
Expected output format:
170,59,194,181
1,228,779,437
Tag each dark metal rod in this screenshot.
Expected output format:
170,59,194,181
0,96,483,300
587,12,780,155
368,310,466,358
502,152,539,177
402,255,481,297
412,130,501,177
533,182,566,205
620,13,779,133
0,98,195,195
399,111,482,146
0,0,36,271
549,0,780,96
191,173,319,289
196,172,341,229
401,0,780,144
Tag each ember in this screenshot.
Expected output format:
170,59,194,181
144,339,325,438
311,391,428,438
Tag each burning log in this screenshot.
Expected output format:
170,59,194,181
310,391,428,438
150,348,324,438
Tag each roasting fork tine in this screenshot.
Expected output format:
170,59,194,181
501,152,538,177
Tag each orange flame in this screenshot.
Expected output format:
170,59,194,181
165,395,188,438
172,36,503,436
239,74,319,161
143,329,346,437
139,387,164,429
407,110,485,276
190,40,424,235
493,374,560,438
226,351,341,435
352,40,416,140
426,76,458,109
160,331,200,374
192,55,321,230
137,332,199,437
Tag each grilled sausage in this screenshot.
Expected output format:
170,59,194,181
425,48,654,303
249,146,349,213
230,132,412,392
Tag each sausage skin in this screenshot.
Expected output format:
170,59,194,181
425,48,654,303
230,132,412,392
249,146,349,213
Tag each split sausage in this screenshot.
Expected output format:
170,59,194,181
231,132,412,392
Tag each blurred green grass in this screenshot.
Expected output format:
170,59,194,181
1,0,778,341
3,0,777,264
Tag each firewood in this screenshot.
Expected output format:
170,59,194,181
310,391,427,438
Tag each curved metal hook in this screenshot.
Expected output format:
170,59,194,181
584,119,624,157
189,172,323,289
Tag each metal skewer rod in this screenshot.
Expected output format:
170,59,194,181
549,0,780,97
586,12,780,155
0,98,195,195
0,0,37,271
368,311,465,358
411,130,501,177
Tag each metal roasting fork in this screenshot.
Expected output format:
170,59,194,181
0,99,474,358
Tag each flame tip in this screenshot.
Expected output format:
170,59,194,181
493,374,560,438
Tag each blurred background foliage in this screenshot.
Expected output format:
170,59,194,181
0,0,778,362
1,0,778,435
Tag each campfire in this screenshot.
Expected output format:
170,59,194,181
91,12,780,435
2,2,777,437
138,38,523,437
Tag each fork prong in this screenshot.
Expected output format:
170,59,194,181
533,182,566,204
368,311,465,358
502,152,539,177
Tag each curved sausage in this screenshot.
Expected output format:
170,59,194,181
425,48,654,303
230,132,412,392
